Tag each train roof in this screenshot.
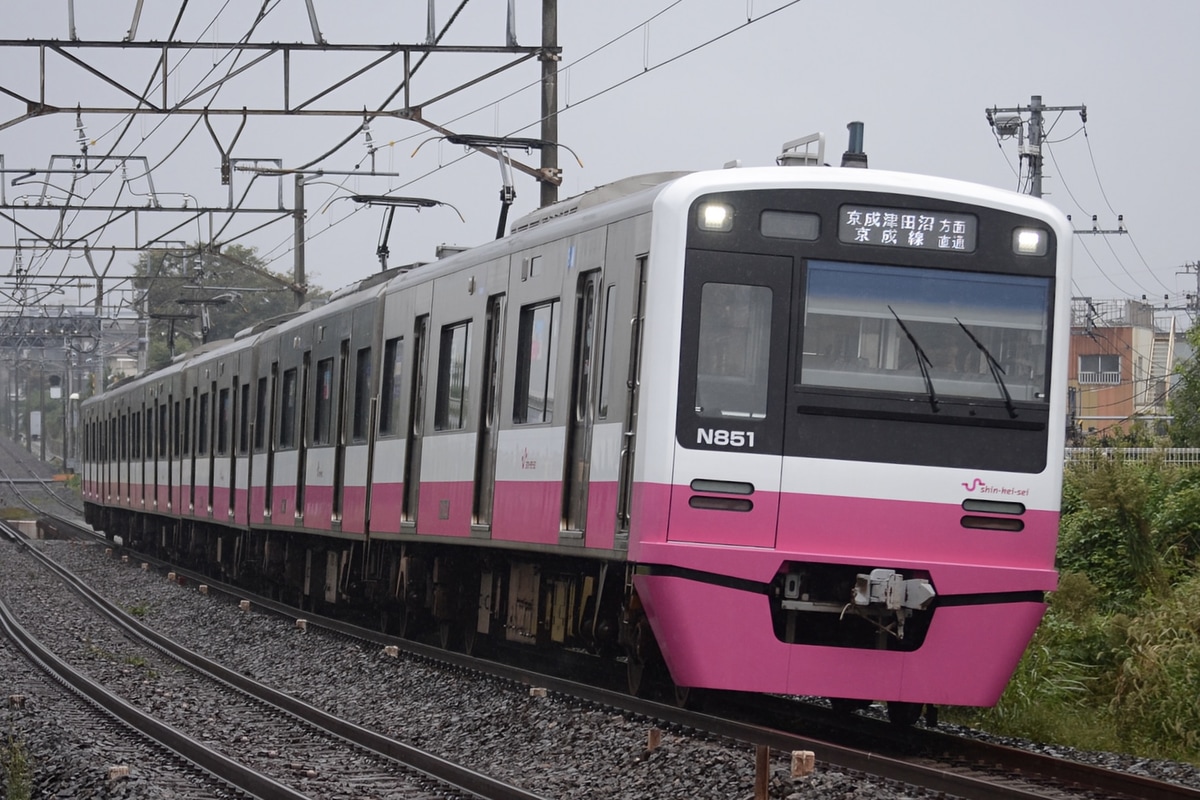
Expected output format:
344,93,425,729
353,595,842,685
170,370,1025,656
507,171,691,234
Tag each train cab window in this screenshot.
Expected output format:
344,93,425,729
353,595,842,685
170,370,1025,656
217,388,231,455
198,392,210,456
279,368,298,448
353,346,371,442
514,300,559,424
695,283,772,420
379,337,404,435
435,321,472,431
800,261,1051,403
314,357,335,444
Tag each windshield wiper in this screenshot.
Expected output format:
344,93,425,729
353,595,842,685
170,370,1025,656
954,317,1017,419
888,306,939,413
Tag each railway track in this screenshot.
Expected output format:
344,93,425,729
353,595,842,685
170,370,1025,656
1,522,546,800
0,433,84,517
30,511,1200,800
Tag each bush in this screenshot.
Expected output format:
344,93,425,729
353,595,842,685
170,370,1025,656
1109,573,1200,760
1059,457,1175,606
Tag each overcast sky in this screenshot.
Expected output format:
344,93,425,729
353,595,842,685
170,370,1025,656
1,1,1196,316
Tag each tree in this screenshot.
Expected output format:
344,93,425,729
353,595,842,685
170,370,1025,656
132,244,327,370
1167,324,1200,446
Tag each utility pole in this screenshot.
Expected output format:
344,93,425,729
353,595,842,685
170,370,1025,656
540,0,560,208
985,95,1087,198
1178,262,1200,314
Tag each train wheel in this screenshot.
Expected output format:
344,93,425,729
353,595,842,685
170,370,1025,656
886,700,924,726
626,658,649,697
437,620,454,650
395,606,414,639
462,620,478,656
625,616,656,697
673,683,704,710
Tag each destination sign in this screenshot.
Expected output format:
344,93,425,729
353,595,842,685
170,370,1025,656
838,205,976,252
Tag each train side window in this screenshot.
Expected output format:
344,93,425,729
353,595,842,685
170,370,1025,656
254,377,268,451
514,299,559,424
352,346,371,442
314,357,334,444
279,368,298,448
217,387,231,455
695,283,772,420
379,337,404,435
238,383,251,454
597,284,617,420
434,321,472,431
183,397,192,455
198,392,210,456
159,405,168,458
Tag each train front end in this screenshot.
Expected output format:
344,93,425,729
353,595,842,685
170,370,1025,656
628,166,1071,708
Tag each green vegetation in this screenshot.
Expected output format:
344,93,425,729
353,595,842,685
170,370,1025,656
132,243,329,372
956,452,1200,764
125,602,152,618
1,731,32,800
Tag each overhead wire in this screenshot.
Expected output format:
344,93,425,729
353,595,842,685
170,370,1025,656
24,0,253,299
1046,141,1170,299
19,2,808,294
257,0,806,270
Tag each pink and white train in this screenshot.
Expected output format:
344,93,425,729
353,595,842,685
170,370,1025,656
81,136,1071,721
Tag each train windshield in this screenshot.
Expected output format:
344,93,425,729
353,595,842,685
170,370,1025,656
801,261,1051,403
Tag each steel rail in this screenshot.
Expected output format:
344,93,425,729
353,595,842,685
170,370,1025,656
10,524,549,800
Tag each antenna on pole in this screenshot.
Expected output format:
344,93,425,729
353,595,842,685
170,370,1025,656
985,94,1086,198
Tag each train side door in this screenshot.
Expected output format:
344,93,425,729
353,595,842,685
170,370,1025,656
402,315,429,526
332,338,349,523
671,251,792,548
295,351,311,521
472,294,505,530
615,256,648,544
563,271,601,536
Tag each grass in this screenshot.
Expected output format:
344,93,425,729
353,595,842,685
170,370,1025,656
1,731,32,800
954,570,1200,766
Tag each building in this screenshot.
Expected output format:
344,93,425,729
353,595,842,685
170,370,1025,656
1069,297,1179,439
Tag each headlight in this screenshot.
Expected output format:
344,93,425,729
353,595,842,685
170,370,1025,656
1013,227,1047,256
698,201,733,232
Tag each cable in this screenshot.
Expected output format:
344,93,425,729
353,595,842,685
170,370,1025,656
25,0,261,301
258,0,808,270
1083,126,1120,217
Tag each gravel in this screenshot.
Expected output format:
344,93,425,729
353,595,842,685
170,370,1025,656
3,537,1198,799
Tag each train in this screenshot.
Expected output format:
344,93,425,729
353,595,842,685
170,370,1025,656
80,129,1072,723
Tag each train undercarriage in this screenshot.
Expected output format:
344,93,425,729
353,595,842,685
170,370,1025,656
86,504,680,697
85,504,945,722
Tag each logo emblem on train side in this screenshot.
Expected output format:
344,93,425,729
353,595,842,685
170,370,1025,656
962,477,1030,497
